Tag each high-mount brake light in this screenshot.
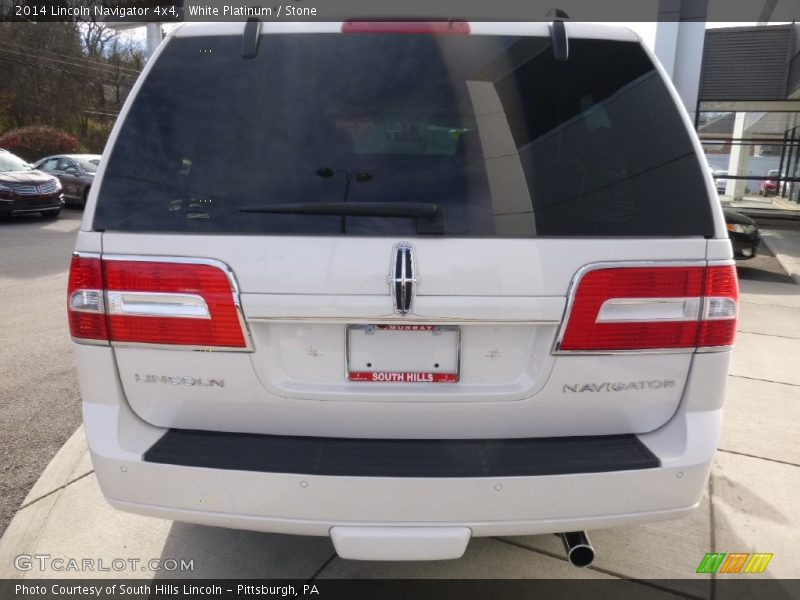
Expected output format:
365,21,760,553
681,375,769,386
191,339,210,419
342,21,470,34
67,256,248,349
557,265,738,352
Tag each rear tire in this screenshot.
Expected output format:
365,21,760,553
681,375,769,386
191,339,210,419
82,187,90,207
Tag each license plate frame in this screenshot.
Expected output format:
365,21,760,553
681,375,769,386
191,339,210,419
346,324,461,383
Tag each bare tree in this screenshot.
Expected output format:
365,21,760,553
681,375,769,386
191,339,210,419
0,22,86,130
0,18,142,149
79,19,116,58
105,34,145,105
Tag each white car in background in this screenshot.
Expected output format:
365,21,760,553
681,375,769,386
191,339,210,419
69,21,737,564
714,169,728,194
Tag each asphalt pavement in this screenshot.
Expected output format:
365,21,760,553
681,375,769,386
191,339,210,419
0,208,84,536
736,245,794,285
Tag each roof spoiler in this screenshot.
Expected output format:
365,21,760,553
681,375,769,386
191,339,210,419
548,9,570,61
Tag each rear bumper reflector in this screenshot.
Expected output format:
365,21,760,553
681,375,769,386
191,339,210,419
144,430,660,477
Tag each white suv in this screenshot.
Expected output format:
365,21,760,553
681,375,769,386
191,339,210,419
69,21,737,563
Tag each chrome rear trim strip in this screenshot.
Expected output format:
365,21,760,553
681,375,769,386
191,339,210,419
106,291,211,319
596,297,701,323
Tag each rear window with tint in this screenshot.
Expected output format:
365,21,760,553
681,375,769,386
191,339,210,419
94,33,713,237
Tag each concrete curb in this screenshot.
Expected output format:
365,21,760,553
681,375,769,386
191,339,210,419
762,232,800,285
0,426,92,578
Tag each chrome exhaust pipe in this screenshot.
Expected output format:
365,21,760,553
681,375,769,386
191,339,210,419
558,531,595,567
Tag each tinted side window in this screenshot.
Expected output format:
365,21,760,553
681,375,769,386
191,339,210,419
94,34,713,237
41,158,60,171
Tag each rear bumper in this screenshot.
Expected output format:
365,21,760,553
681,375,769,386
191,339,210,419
84,399,719,539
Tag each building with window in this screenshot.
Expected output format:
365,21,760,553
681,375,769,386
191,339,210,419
696,24,800,207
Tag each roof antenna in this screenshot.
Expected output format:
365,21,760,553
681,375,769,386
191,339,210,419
242,17,261,59
547,9,570,61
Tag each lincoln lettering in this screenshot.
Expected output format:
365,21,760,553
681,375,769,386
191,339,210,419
134,374,225,387
563,380,675,393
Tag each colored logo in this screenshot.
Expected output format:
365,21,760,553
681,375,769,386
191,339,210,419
696,552,772,574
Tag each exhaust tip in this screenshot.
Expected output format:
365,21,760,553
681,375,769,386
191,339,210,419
559,531,595,568
567,543,595,567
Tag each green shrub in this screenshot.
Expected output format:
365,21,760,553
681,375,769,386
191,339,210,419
0,126,79,162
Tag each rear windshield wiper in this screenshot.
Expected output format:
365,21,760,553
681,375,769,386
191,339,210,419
239,202,446,234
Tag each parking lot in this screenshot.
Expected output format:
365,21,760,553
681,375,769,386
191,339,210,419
0,212,799,591
0,208,83,536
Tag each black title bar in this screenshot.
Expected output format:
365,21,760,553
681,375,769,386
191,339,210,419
2,579,800,600
2,0,800,23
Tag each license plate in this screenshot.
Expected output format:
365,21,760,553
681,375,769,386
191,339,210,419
346,325,460,383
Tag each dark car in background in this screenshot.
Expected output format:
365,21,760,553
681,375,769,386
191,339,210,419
723,208,761,259
35,154,100,207
0,149,63,219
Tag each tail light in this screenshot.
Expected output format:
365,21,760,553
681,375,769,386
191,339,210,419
67,256,108,342
67,255,249,350
697,265,739,348
557,264,738,352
